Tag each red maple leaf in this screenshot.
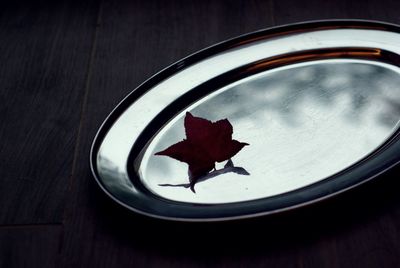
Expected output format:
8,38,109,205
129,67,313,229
155,112,248,191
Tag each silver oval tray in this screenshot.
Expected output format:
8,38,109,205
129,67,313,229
91,20,400,221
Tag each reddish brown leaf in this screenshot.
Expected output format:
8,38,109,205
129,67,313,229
155,112,249,184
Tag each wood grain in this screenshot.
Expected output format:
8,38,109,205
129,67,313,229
60,0,400,267
272,0,400,25
0,1,99,224
0,225,61,268
60,0,275,267
2,0,400,267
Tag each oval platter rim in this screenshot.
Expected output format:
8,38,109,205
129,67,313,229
90,19,400,222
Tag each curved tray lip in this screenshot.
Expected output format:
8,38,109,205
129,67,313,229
90,19,400,222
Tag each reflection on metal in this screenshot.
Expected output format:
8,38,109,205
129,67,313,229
141,60,400,203
91,20,400,221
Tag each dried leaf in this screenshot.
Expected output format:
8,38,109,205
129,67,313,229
155,112,249,190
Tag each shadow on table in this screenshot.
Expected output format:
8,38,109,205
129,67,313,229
91,164,400,259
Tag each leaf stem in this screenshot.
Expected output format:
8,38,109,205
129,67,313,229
158,161,250,192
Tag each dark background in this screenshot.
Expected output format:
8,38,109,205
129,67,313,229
2,0,400,267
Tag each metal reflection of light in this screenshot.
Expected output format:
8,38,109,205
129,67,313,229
245,48,383,74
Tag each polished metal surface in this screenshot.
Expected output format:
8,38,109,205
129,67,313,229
141,60,400,203
91,20,400,221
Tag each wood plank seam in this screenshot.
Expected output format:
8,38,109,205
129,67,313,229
0,223,62,229
61,0,104,225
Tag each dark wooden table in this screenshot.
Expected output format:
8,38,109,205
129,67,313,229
2,0,400,267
